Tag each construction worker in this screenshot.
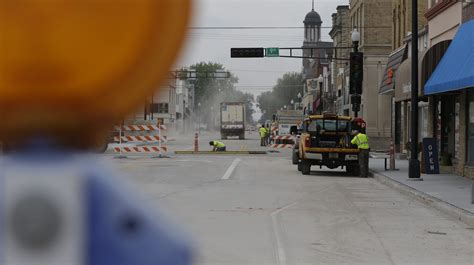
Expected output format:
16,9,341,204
259,126,266,146
351,129,370,177
209,141,226,152
265,125,271,146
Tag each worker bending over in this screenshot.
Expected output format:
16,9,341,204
209,141,226,152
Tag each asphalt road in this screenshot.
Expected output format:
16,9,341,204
105,131,474,265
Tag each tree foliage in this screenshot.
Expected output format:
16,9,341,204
257,72,304,123
186,62,255,125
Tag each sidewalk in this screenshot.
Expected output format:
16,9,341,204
370,158,474,226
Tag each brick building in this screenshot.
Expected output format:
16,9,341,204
329,6,351,117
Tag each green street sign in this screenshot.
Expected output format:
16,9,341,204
265,47,280,57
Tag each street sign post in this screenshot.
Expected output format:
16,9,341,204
265,48,280,57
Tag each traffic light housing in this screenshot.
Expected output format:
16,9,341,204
231,48,265,58
351,94,361,113
350,52,364,95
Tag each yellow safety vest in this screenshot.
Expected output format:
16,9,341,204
351,133,370,150
259,128,266,138
213,141,225,148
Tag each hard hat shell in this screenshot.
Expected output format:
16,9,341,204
0,0,192,149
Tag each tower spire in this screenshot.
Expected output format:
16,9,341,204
312,0,314,10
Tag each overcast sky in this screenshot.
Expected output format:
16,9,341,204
175,0,349,118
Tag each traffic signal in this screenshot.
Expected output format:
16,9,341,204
351,94,361,113
231,48,265,58
350,52,364,95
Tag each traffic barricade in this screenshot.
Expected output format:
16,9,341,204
113,124,169,158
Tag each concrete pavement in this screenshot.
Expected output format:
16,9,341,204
104,132,474,265
370,158,474,226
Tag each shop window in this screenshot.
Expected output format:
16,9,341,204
150,103,169,114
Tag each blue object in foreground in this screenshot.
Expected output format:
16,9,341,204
0,150,192,265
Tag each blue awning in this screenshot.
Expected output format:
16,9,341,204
425,19,474,95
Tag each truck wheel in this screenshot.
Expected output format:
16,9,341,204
292,150,299,165
346,165,360,177
297,161,302,171
301,160,311,175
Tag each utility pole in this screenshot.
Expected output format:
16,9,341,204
409,0,422,180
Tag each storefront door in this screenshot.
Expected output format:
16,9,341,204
441,97,455,159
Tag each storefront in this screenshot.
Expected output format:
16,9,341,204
379,45,407,153
425,19,474,177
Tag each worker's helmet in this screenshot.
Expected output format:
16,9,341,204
209,141,214,146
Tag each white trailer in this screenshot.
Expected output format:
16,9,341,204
220,102,245,140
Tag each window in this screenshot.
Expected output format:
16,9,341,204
307,119,349,133
150,103,169,114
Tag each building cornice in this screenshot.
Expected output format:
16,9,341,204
425,0,457,21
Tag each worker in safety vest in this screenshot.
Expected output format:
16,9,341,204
259,126,267,146
351,129,370,178
264,126,271,146
209,141,226,152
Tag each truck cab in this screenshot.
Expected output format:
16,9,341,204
296,114,366,175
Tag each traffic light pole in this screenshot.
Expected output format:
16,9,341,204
409,0,422,180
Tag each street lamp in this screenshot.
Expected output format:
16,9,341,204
350,27,363,118
318,75,324,114
351,27,361,53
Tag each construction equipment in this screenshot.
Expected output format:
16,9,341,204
272,110,304,144
296,113,366,176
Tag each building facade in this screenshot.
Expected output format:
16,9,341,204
301,5,333,115
422,0,474,177
329,6,351,117
380,0,428,154
349,0,393,149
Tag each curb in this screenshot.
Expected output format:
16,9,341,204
370,170,474,227
174,151,267,155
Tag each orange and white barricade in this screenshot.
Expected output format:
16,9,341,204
269,144,294,149
113,146,168,153
271,135,294,141
114,123,168,158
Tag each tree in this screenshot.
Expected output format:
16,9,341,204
257,72,303,123
184,62,255,126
